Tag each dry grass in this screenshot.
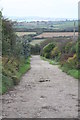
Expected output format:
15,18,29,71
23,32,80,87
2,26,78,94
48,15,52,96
30,39,46,46
16,32,36,36
34,32,78,38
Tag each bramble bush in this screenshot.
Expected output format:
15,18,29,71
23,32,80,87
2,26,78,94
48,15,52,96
43,43,55,58
51,46,61,61
40,37,78,79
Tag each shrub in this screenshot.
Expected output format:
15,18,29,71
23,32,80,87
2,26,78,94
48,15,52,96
51,47,61,60
65,42,73,53
43,43,55,58
70,44,76,54
31,44,41,55
67,54,78,69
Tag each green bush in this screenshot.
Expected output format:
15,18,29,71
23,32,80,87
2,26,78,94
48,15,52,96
31,44,41,55
65,42,73,53
51,47,61,61
40,37,79,79
2,57,31,94
43,43,55,58
2,17,31,94
66,54,78,69
70,44,76,54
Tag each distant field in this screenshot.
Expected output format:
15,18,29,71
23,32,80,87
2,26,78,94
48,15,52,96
30,39,46,46
34,32,78,38
14,20,78,32
16,32,36,36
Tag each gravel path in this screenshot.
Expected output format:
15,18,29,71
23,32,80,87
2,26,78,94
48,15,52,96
2,55,78,118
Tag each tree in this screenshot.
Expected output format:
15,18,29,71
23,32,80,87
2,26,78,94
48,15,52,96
2,18,16,55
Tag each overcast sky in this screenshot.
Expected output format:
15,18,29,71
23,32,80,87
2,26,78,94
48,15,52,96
0,0,79,19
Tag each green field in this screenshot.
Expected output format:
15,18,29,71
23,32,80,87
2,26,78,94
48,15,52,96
30,39,46,45
53,21,78,29
14,20,78,32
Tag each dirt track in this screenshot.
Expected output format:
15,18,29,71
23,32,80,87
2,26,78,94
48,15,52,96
2,55,78,118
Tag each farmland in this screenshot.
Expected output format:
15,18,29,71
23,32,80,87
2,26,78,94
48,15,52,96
14,20,78,32
16,32,36,37
34,32,78,38
30,39,46,46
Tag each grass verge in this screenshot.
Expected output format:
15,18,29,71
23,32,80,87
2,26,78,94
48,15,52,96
41,56,59,65
17,57,31,79
1,57,31,94
60,66,79,79
41,56,79,79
